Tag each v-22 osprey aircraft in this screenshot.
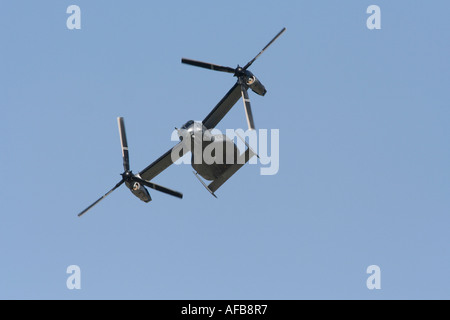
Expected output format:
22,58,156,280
77,28,286,217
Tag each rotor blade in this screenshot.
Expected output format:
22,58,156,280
117,117,130,172
240,84,255,130
77,180,125,217
243,27,286,70
181,58,235,74
132,177,183,199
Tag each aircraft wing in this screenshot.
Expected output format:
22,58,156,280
202,83,242,129
139,142,186,181
139,82,241,182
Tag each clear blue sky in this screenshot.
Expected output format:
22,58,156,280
1,1,449,299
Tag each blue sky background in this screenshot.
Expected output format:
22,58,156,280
1,1,449,299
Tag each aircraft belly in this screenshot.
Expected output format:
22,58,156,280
192,162,224,181
191,137,239,181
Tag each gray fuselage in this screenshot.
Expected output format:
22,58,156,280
179,121,239,181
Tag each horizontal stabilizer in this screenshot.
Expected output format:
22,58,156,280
193,171,217,198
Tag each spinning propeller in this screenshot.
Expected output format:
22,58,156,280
77,117,183,217
182,27,286,130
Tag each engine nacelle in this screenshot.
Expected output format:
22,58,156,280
132,182,152,203
125,180,152,203
245,71,267,96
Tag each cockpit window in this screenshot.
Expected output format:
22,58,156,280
181,120,194,130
